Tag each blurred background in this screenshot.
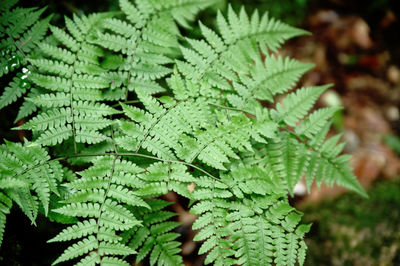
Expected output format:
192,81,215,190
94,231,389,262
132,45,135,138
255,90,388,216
1,0,399,265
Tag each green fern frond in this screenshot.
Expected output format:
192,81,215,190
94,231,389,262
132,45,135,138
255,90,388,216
190,163,310,266
117,95,212,160
0,1,367,264
124,199,183,266
0,0,51,109
227,56,314,111
296,107,342,138
50,156,142,265
176,6,308,98
88,0,219,103
271,85,331,126
0,70,30,109
0,140,64,238
23,13,120,148
0,191,12,247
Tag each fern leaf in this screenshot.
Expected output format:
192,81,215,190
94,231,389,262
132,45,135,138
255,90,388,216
19,14,52,53
98,241,135,256
281,133,300,193
75,252,100,266
28,92,69,108
271,85,331,126
50,25,79,52
50,157,146,264
29,73,71,92
177,6,308,101
14,90,39,122
17,108,71,130
100,256,130,266
39,43,75,64
0,141,63,225
0,74,29,109
28,58,73,77
35,125,73,146
296,107,341,138
53,236,99,265
125,199,183,266
7,7,46,37
48,219,97,243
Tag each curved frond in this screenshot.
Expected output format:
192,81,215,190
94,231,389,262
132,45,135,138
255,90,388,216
50,156,142,265
0,140,64,234
0,1,51,109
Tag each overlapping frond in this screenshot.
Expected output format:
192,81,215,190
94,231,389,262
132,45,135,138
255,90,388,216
0,0,51,109
0,140,63,219
190,164,310,266
124,199,183,266
116,91,212,160
51,157,196,265
18,14,120,147
243,128,366,197
0,1,367,265
0,140,64,247
89,0,220,100
176,6,308,106
117,93,256,170
50,156,144,265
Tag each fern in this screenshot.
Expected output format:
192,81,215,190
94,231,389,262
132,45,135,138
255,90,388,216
0,140,65,246
123,199,183,266
17,13,121,149
176,5,309,109
0,0,51,111
89,0,220,100
0,1,367,265
49,156,143,265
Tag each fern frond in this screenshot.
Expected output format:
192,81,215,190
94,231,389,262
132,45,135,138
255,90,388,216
0,1,367,264
0,1,51,109
191,176,234,265
0,71,30,109
176,6,308,103
190,163,310,266
50,156,143,265
227,56,314,111
296,107,342,138
39,42,74,64
88,0,219,102
271,85,331,126
125,199,183,266
176,114,253,170
23,13,121,148
117,95,211,160
0,140,64,228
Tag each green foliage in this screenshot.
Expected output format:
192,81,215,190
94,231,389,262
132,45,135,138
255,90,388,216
0,0,51,111
0,0,366,265
383,134,400,154
0,140,65,245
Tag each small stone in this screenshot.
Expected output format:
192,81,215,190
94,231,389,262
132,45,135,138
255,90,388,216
387,65,400,84
344,130,360,153
294,181,307,196
322,90,342,107
386,106,399,121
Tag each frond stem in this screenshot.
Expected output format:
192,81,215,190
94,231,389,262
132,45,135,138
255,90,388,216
32,151,222,183
208,103,254,116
